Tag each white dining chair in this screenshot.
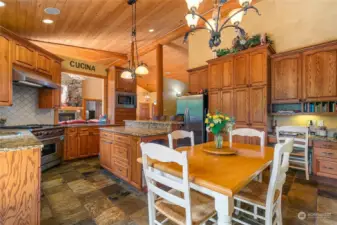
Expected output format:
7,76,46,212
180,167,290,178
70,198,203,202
229,128,265,148
168,130,195,149
276,126,310,180
230,128,265,182
233,138,294,225
140,142,216,225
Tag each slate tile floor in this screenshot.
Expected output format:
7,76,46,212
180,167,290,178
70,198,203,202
41,157,337,225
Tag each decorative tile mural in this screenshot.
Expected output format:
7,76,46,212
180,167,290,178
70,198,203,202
0,85,54,126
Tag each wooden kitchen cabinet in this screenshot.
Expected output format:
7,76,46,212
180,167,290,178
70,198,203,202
313,141,337,179
0,34,12,106
221,90,233,116
222,58,233,89
78,128,90,157
234,53,249,88
89,128,100,155
303,44,337,101
208,91,221,113
115,108,136,125
208,62,223,91
65,130,79,160
188,65,208,94
116,68,136,92
234,88,249,125
12,41,36,70
100,138,113,170
250,86,267,126
36,52,52,76
249,49,267,86
271,53,302,103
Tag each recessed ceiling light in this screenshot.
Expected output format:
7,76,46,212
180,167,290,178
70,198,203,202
42,19,54,24
149,29,154,33
0,1,6,7
44,7,60,15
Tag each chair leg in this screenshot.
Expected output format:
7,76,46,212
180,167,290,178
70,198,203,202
276,201,283,225
235,200,241,216
305,162,310,181
147,190,156,225
253,205,258,219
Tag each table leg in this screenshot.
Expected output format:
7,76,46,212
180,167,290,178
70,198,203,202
214,193,234,225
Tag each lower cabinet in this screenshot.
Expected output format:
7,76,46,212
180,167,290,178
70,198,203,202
313,141,337,179
99,131,142,189
64,127,101,160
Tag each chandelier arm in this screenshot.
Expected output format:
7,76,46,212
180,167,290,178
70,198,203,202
183,27,212,44
219,24,244,33
219,7,245,31
215,5,221,32
189,12,216,33
246,5,261,16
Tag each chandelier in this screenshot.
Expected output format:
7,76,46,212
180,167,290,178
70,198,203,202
121,0,149,80
184,0,260,49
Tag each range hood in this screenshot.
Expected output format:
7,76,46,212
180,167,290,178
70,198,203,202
12,68,60,89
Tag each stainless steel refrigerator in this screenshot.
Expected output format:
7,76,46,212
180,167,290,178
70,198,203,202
176,94,208,145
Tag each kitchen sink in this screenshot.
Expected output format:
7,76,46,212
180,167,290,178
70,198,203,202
0,131,22,139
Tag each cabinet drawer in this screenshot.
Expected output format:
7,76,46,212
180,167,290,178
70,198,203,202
113,160,128,178
114,134,130,145
100,131,114,140
314,141,337,149
114,145,129,162
79,127,89,134
67,127,78,134
314,148,337,159
318,160,337,175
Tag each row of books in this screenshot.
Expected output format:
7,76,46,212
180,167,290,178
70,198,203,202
304,102,337,113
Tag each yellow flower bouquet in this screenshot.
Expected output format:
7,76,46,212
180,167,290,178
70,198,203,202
205,112,235,148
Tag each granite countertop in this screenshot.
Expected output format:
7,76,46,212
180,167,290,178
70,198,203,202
100,126,170,137
0,130,43,152
268,133,337,143
60,123,116,128
124,120,184,125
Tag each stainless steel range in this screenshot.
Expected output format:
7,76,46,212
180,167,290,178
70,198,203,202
1,124,64,171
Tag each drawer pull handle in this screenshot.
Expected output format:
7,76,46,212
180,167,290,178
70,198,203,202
323,166,334,170
103,141,112,144
323,144,333,148
323,152,334,156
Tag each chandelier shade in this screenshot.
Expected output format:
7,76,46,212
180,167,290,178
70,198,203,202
229,8,244,25
135,62,149,75
185,0,203,11
185,14,199,28
120,69,134,80
239,0,252,7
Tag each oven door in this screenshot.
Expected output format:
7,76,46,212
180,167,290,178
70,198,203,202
116,92,137,108
41,136,64,171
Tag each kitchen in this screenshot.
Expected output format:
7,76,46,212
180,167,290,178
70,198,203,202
1,0,337,225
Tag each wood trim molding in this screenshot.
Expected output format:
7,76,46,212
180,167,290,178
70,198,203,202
187,65,208,73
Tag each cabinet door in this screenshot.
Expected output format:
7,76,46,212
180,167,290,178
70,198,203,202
208,91,221,113
36,52,52,76
208,63,223,91
222,58,233,89
100,138,112,170
89,128,100,155
250,86,267,126
303,46,337,101
130,137,142,189
272,54,302,103
78,130,90,157
250,49,267,86
13,42,36,69
66,133,78,159
233,88,249,125
0,35,12,106
189,71,200,94
221,90,233,116
234,54,249,88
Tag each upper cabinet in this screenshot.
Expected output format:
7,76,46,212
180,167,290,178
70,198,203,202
188,66,208,94
0,35,12,106
36,52,52,76
12,41,36,70
303,45,337,101
271,53,302,103
249,49,267,86
222,58,233,89
234,53,249,88
116,68,136,93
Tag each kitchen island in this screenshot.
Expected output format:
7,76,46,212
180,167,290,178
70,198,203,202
99,121,176,190
0,130,43,224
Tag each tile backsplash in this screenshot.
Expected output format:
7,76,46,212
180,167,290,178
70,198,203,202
0,85,54,126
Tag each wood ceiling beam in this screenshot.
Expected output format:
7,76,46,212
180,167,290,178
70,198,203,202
30,40,128,63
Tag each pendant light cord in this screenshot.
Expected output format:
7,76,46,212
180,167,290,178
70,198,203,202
131,1,140,67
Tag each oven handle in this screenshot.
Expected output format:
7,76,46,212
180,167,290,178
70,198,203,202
40,136,64,142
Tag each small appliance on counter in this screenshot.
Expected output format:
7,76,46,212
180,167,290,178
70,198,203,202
316,120,328,137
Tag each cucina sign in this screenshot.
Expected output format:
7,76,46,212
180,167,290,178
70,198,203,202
61,56,107,77
69,61,96,72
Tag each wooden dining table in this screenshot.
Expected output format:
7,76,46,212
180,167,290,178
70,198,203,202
137,141,274,225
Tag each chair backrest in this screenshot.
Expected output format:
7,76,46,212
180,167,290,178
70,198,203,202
168,130,195,149
265,138,294,221
229,128,265,148
140,143,192,225
276,126,309,153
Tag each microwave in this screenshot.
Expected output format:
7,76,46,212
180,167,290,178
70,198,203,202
116,92,137,108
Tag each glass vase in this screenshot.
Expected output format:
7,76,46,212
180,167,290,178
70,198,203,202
214,134,223,149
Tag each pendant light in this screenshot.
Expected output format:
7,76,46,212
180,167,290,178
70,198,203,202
121,0,149,80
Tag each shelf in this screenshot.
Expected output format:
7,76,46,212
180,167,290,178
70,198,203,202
60,106,83,111
270,112,337,116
